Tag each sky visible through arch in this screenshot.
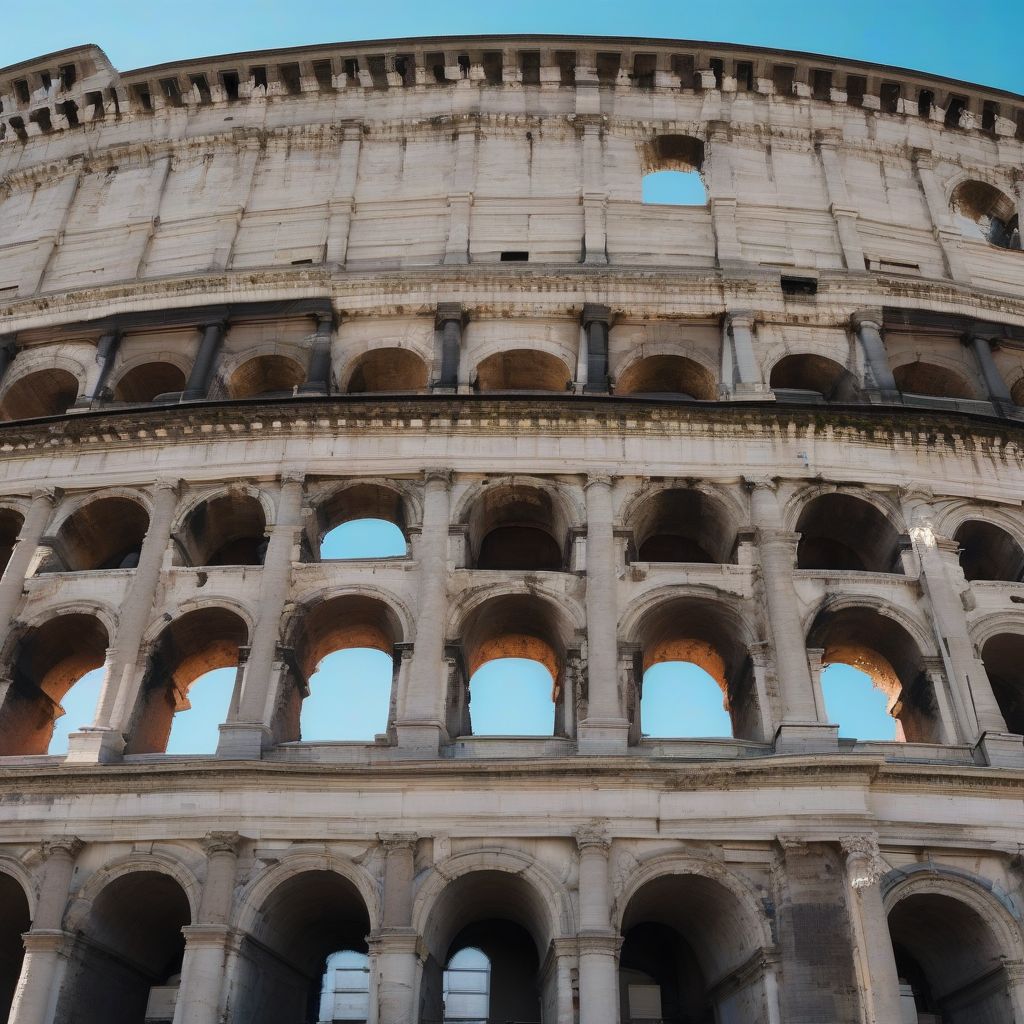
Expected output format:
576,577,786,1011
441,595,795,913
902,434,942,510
50,521,896,754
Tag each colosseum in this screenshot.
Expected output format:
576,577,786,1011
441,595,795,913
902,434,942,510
0,29,1023,1024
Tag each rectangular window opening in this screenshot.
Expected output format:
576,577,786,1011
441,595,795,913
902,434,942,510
735,61,754,92
781,275,818,296
29,107,52,133
918,89,935,118
367,56,388,88
14,79,30,104
59,99,79,127
39,70,52,91
189,74,212,104
500,251,529,262
772,65,795,96
279,63,302,95
982,100,999,135
133,84,153,112
342,59,360,86
845,75,866,107
312,60,334,91
880,82,901,114
251,66,268,90
394,54,416,86
596,52,621,85
457,54,471,78
482,51,503,85
709,58,724,88
425,52,446,83
86,91,104,118
812,69,832,101
555,50,577,86
1016,110,1024,141
220,70,240,100
519,51,540,85
159,78,182,106
632,53,656,89
945,94,967,128
671,54,696,88
58,64,77,90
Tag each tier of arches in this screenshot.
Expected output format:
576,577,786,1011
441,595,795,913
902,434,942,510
0,849,1020,1024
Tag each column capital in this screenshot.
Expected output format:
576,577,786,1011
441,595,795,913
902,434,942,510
279,468,305,487
201,831,242,857
29,487,61,506
378,831,418,851
850,309,884,332
435,302,466,328
153,476,180,494
41,836,84,861
910,147,936,169
314,309,337,329
181,923,233,946
742,475,777,493
839,832,886,888
775,833,810,855
726,310,756,330
199,318,227,333
423,467,454,487
366,928,424,957
576,932,623,955
813,127,844,149
581,302,611,327
584,473,615,492
574,823,611,851
21,928,74,953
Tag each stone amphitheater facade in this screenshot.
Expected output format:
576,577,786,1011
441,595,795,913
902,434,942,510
1,31,1024,1024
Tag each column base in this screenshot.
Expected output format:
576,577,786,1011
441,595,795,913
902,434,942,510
394,722,445,758
577,718,630,755
296,382,328,396
215,723,271,759
65,727,124,764
733,382,773,400
774,722,840,755
976,731,1024,768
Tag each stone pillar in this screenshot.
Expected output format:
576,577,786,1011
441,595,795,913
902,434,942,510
182,322,225,401
326,123,362,267
435,305,464,390
725,312,766,396
19,168,82,296
575,827,620,1024
913,150,972,284
9,837,83,1024
443,118,477,265
0,490,56,646
73,330,120,408
578,477,629,754
851,312,898,398
816,131,865,271
901,492,1022,766
582,304,611,393
173,832,240,1024
706,122,743,266
0,337,18,386
67,478,179,764
748,481,837,753
371,832,419,1024
299,312,336,395
396,470,452,754
839,834,902,1024
218,474,304,758
966,333,1012,411
580,119,608,266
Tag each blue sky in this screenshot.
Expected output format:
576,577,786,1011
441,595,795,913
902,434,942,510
2,0,1021,95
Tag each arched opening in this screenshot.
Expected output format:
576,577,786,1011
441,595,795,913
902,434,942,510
467,483,568,571
0,873,30,1022
952,180,1021,251
809,606,941,743
176,491,267,567
227,354,306,400
642,169,707,206
232,870,371,1024
632,597,762,742
56,871,191,1024
286,595,402,743
981,633,1024,735
616,355,717,400
0,613,109,756
0,368,79,420
820,663,896,741
346,348,428,393
314,484,409,561
420,870,551,1024
769,354,858,401
893,362,975,400
954,520,1024,582
796,493,903,573
317,950,370,1023
124,607,248,754
475,350,570,393
628,488,736,564
619,873,771,1024
38,497,149,573
888,891,1017,1023
0,507,25,577
455,594,574,738
112,362,187,404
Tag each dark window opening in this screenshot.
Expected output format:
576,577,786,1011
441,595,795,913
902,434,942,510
519,51,540,85
59,100,79,127
982,100,999,135
189,74,211,104
343,58,360,85
500,251,529,262
632,53,656,89
735,61,754,92
671,54,696,88
781,275,818,296
425,52,446,83
107,87,119,116
367,56,388,88
597,52,621,85
709,58,724,88
159,78,182,106
1017,110,1024,141
918,89,934,118
846,74,866,107
457,54,471,78
812,69,832,101
880,82,901,114
394,54,416,86
279,62,302,95
39,70,52,91
85,91,104,118
251,65,268,90
312,60,334,91
945,94,968,128
9,116,27,142
220,70,240,100
556,50,576,86
29,108,52,133
13,79,30,104
59,64,77,90
772,65,795,96
482,51,503,84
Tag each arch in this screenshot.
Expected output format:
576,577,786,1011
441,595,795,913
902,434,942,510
954,519,1024,582
175,487,268,567
642,134,705,174
231,861,374,1024
616,354,717,399
39,493,150,572
312,481,413,560
807,600,941,742
893,360,977,400
0,868,31,1024
0,366,80,420
112,360,188,403
769,352,859,401
124,605,249,754
227,353,306,399
0,610,110,755
344,347,428,393
57,866,193,1024
951,179,1021,250
625,486,738,564
795,492,904,573
462,479,573,571
884,872,1023,1023
981,632,1024,735
475,349,571,392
